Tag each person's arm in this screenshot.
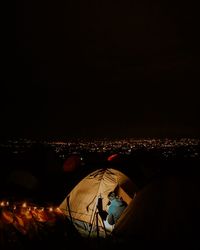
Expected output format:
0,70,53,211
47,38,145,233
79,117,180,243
107,213,115,225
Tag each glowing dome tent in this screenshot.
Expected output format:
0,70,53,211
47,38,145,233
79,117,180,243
6,170,39,191
0,201,80,249
107,154,119,162
63,155,82,173
59,168,138,237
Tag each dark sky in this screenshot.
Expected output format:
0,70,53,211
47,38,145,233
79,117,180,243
1,0,200,139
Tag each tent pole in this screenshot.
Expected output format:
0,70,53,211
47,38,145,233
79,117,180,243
88,205,98,237
99,213,107,237
96,212,99,238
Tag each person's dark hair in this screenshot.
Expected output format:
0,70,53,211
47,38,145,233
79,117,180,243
108,191,116,200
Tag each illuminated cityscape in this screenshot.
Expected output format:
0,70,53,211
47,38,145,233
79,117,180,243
1,137,199,160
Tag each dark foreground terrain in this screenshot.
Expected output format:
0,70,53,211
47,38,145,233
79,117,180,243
0,139,200,249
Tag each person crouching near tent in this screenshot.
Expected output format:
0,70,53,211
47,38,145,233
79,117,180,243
106,191,127,227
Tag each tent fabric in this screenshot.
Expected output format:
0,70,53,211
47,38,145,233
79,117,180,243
63,155,82,172
6,170,39,191
112,174,200,243
59,168,138,237
0,202,80,249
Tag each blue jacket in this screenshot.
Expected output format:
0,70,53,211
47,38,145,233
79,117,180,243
107,198,127,225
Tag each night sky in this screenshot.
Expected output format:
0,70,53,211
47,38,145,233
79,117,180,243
1,1,200,139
